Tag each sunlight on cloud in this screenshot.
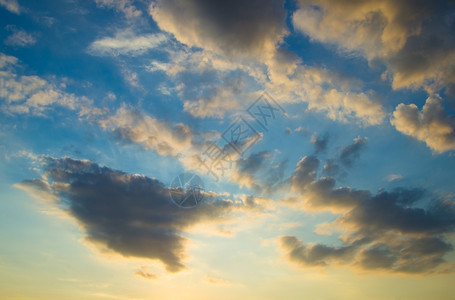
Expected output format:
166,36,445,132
391,95,455,153
88,30,168,56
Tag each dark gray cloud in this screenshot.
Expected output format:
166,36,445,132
150,0,288,57
341,189,455,236
339,136,367,167
311,133,329,154
284,154,455,273
290,155,319,192
17,157,236,273
280,236,357,267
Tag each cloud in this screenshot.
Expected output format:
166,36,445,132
292,0,455,96
146,1,385,124
0,0,20,14
100,105,212,157
280,236,357,267
282,154,455,274
0,53,17,68
16,157,239,272
311,133,329,154
339,136,367,167
391,95,455,153
0,53,102,117
149,0,287,59
134,267,157,279
88,30,168,56
4,29,36,47
290,155,319,192
95,0,142,19
322,160,340,177
151,48,262,119
266,63,386,125
386,174,403,182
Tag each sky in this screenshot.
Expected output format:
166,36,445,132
1,0,455,299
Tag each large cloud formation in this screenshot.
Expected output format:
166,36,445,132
292,0,455,151
150,0,288,58
144,0,386,124
282,154,455,274
293,0,455,93
16,157,237,272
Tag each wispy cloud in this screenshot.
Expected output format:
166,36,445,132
88,30,168,56
4,29,36,47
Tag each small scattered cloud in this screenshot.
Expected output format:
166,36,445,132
134,267,157,279
88,30,168,56
94,0,142,19
4,29,36,47
386,174,403,182
311,133,329,154
0,53,105,118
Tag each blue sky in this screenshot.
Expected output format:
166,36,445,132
1,0,455,299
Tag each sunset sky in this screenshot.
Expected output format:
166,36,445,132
1,0,455,299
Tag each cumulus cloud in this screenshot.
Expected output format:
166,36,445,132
149,0,288,59
282,154,455,273
391,95,455,153
88,30,168,56
292,0,455,95
145,0,386,124
16,157,239,272
0,53,100,117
